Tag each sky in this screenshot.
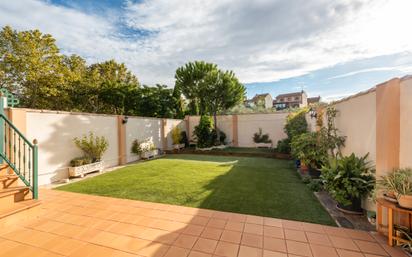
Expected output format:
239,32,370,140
0,0,411,101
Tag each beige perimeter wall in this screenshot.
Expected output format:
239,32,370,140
332,91,377,164
400,77,412,168
26,111,119,185
187,113,287,147
22,110,184,185
237,113,287,147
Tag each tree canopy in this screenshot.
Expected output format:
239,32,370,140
0,26,246,120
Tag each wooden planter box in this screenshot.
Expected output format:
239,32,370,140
141,149,159,159
254,142,272,148
172,143,185,150
69,161,103,178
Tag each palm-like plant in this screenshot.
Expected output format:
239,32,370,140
321,153,375,207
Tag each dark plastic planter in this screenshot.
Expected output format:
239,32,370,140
336,197,363,214
308,167,321,179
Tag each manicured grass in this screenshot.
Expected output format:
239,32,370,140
56,154,335,225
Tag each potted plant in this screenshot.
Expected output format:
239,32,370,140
141,139,158,159
290,132,328,178
69,132,108,178
321,153,375,213
253,128,272,148
171,127,185,150
379,168,412,207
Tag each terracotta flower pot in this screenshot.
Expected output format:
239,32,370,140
398,195,412,209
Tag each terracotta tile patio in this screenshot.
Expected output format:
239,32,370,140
0,189,408,257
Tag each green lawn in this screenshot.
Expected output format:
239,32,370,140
56,154,335,225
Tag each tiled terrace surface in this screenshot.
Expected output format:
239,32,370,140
0,189,407,257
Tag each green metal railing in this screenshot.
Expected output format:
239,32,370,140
0,95,38,199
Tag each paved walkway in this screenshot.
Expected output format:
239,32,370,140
0,189,407,257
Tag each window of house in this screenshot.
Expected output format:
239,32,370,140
295,97,299,101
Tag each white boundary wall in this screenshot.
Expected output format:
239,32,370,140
22,110,184,185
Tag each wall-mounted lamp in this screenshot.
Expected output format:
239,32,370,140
309,107,317,119
122,116,129,124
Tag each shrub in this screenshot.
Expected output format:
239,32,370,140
171,127,182,145
253,128,272,143
219,130,226,144
321,153,375,206
74,132,108,162
285,109,308,140
276,138,291,154
307,179,323,192
291,132,328,168
194,116,215,148
180,131,189,147
301,175,312,184
70,156,92,167
131,139,142,155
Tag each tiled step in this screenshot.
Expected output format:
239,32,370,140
0,186,31,212
0,175,19,189
0,164,12,176
0,199,41,220
0,199,41,228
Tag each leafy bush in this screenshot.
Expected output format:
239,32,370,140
276,138,291,154
74,132,108,162
285,109,308,140
321,153,375,206
253,128,272,143
171,127,182,145
301,175,312,184
291,132,328,168
219,130,227,144
307,179,323,192
131,139,143,155
70,156,92,167
322,107,346,157
194,115,215,148
180,131,189,147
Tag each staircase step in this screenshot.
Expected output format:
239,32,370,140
0,199,41,221
0,187,31,211
0,164,11,176
0,175,19,189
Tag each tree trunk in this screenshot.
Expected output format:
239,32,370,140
213,112,219,144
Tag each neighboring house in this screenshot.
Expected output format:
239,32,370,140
307,96,321,105
245,93,273,109
273,91,308,110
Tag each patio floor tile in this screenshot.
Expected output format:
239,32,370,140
241,233,263,248
214,241,239,257
0,189,403,257
201,227,223,240
193,238,218,253
173,234,198,249
244,223,264,235
310,244,339,257
286,240,313,257
221,230,242,244
238,245,262,257
284,229,307,242
263,237,287,252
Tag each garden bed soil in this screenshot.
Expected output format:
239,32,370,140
315,191,375,231
166,148,291,159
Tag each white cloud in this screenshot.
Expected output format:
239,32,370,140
0,0,411,86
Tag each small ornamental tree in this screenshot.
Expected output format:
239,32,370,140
193,116,215,148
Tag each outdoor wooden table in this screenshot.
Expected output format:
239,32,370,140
376,198,412,246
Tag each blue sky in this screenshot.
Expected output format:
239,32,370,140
1,0,411,101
